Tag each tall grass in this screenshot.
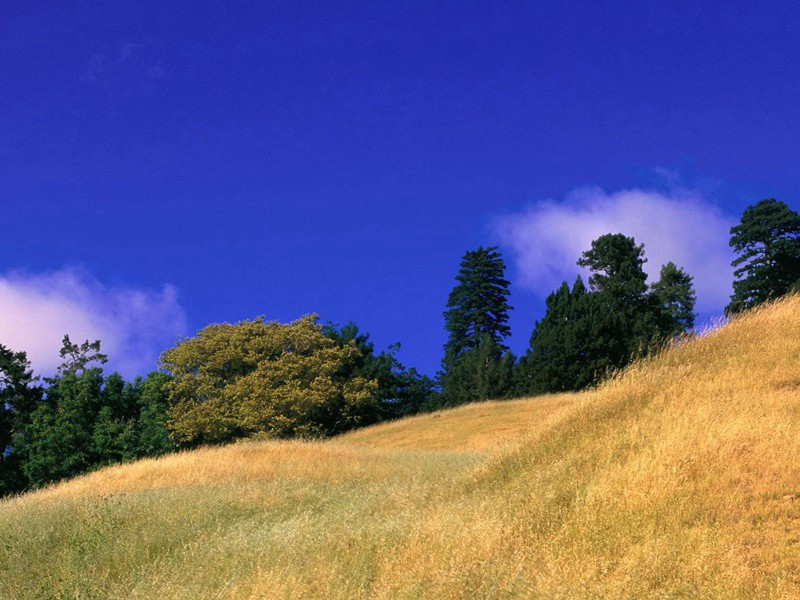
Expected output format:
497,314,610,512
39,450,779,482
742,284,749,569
3,296,800,598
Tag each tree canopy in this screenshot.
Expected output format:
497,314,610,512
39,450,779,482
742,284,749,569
161,315,380,444
440,245,514,406
727,198,800,314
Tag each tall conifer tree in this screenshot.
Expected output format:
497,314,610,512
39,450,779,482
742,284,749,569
443,246,512,364
440,245,513,405
651,262,696,335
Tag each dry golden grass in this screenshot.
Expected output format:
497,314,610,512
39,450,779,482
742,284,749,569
338,394,579,452
3,296,800,598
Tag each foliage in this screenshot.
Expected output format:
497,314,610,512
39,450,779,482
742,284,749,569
518,234,697,396
651,261,696,335
321,322,435,417
15,338,175,490
515,277,616,394
440,245,513,406
577,233,648,300
56,335,108,376
727,198,800,314
162,315,380,445
443,245,512,364
439,335,514,407
0,345,42,495
22,367,105,486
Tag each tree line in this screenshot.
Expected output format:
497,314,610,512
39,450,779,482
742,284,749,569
1,197,799,495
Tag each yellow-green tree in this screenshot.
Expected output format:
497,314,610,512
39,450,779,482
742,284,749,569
161,315,378,444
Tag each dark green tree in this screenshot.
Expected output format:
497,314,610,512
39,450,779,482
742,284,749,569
439,335,514,407
22,367,105,486
651,262,696,335
0,345,42,495
577,233,648,300
56,335,108,376
577,233,663,357
519,234,688,396
727,199,800,314
322,322,434,418
21,337,108,487
440,246,513,406
515,276,622,395
134,372,175,457
443,246,512,364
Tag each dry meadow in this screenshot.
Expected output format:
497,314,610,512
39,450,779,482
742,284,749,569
2,297,800,598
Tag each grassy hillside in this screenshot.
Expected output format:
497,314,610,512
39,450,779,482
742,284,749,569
3,297,800,598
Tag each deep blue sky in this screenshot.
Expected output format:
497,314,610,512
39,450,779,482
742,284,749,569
3,2,800,376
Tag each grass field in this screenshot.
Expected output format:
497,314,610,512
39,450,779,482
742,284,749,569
3,297,800,598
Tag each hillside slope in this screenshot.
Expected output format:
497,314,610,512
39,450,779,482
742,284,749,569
3,297,800,598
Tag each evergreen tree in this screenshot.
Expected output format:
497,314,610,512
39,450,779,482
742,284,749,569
439,335,514,407
577,233,648,300
0,345,41,495
322,322,434,418
651,262,696,335
577,233,662,357
134,372,175,457
727,199,800,314
519,234,687,396
21,337,108,487
22,367,105,486
439,246,513,406
516,276,621,394
443,246,512,365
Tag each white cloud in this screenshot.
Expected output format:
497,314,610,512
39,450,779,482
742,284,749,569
0,267,188,378
494,186,736,314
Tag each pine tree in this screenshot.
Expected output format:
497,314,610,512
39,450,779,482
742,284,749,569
516,276,621,394
439,335,514,407
443,246,512,365
727,199,800,314
577,233,662,357
651,262,696,335
21,337,108,487
519,234,685,396
577,233,648,299
440,246,513,406
0,345,41,495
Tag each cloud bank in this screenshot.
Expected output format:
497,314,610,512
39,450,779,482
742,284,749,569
0,268,188,378
494,187,736,314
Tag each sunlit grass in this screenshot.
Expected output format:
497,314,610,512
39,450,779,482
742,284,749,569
3,296,800,598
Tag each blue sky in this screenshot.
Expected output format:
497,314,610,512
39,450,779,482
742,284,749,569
2,2,800,377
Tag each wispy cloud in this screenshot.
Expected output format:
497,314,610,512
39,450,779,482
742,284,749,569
494,186,736,314
0,267,188,378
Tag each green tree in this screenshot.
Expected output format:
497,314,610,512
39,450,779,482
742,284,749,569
56,335,107,376
161,315,380,445
134,372,175,457
322,322,434,417
577,233,648,300
519,234,686,396
651,262,696,335
22,368,105,487
439,335,514,407
443,246,512,364
0,345,41,495
21,337,113,488
578,233,663,357
727,199,800,314
516,277,622,394
440,246,513,406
